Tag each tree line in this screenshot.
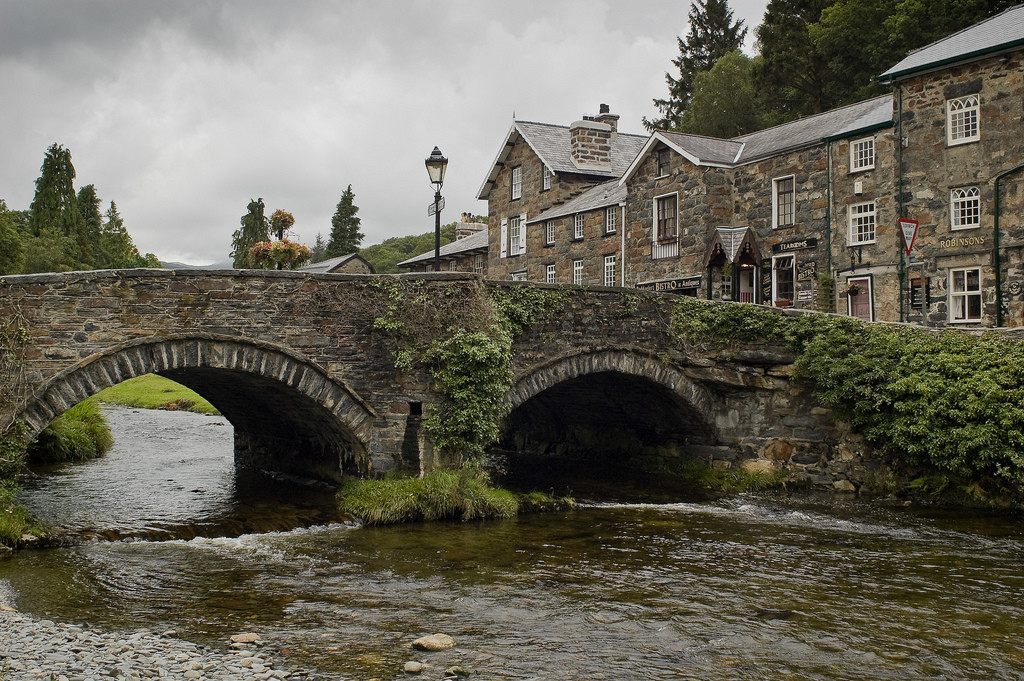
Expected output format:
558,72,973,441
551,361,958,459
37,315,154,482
0,143,159,275
646,0,1017,138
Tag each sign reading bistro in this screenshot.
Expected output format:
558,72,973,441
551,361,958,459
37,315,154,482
636,275,702,292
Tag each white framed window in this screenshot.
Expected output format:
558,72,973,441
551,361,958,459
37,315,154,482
511,165,523,200
572,259,584,285
848,201,876,245
772,254,795,305
545,220,556,245
508,216,523,255
448,260,458,272
605,207,617,234
542,166,552,191
949,267,982,322
511,269,528,282
474,255,483,274
604,255,616,286
721,267,733,300
546,264,556,284
951,187,981,230
947,95,980,145
773,176,795,228
574,214,585,240
850,137,875,172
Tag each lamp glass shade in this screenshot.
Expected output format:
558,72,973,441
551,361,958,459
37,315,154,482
425,146,448,186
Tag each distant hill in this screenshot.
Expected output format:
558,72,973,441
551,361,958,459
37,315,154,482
161,259,234,270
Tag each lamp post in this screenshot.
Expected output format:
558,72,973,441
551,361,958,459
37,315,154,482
425,146,448,272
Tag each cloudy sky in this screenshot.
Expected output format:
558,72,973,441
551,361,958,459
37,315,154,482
1,0,769,265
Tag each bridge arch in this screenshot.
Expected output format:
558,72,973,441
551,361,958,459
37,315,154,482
501,349,718,461
18,334,376,480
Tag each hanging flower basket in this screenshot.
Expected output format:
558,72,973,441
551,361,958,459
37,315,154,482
846,283,862,296
247,239,312,270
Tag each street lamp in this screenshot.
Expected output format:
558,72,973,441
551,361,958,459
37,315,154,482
425,146,448,272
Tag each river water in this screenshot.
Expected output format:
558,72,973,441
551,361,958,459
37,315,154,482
3,406,1024,680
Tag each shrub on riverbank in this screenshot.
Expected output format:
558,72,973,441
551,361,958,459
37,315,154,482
0,482,45,547
27,398,113,464
94,374,218,414
673,297,1024,506
337,468,569,526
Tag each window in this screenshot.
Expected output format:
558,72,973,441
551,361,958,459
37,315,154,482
605,207,617,234
949,267,982,322
572,259,584,285
511,269,528,282
657,147,671,176
951,187,981,230
574,214,585,240
721,267,733,300
546,264,556,284
848,201,876,245
947,95,980,145
545,220,556,245
655,194,677,242
604,255,616,287
850,137,875,172
508,216,523,255
773,176,795,228
772,255,795,305
474,254,483,274
511,165,522,200
448,260,458,272
542,166,552,191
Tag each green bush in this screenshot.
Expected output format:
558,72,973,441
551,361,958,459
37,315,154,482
0,482,35,547
337,468,521,526
671,297,1024,498
28,398,113,464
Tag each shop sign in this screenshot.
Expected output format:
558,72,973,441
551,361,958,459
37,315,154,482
772,238,818,254
939,235,986,249
636,276,702,292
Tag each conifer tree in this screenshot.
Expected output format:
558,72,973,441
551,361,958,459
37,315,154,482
28,144,86,258
326,185,363,258
230,198,269,268
76,184,103,268
310,233,327,263
645,0,747,131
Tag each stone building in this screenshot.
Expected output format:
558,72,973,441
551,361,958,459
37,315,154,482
299,253,375,274
476,6,1024,327
476,105,646,284
398,214,489,274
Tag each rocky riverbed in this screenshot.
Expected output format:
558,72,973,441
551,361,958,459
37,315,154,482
0,608,310,680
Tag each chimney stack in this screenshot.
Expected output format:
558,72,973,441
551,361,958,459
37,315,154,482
570,104,616,172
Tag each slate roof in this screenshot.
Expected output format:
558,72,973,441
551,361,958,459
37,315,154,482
620,94,893,184
397,228,489,268
879,4,1024,82
732,94,894,162
527,180,625,224
476,120,647,199
299,253,374,273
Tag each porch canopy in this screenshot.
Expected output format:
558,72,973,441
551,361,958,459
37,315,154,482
703,226,762,268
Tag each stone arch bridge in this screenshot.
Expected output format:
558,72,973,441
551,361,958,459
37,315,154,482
0,269,860,487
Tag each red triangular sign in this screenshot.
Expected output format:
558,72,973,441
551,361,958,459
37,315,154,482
898,218,919,256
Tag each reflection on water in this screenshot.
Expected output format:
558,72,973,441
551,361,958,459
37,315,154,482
4,407,1024,680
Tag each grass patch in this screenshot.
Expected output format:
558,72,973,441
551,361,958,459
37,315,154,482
641,455,789,495
93,374,218,414
337,468,571,526
27,398,114,464
0,482,48,548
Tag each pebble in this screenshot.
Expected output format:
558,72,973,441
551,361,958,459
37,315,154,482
411,634,456,651
0,610,312,680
